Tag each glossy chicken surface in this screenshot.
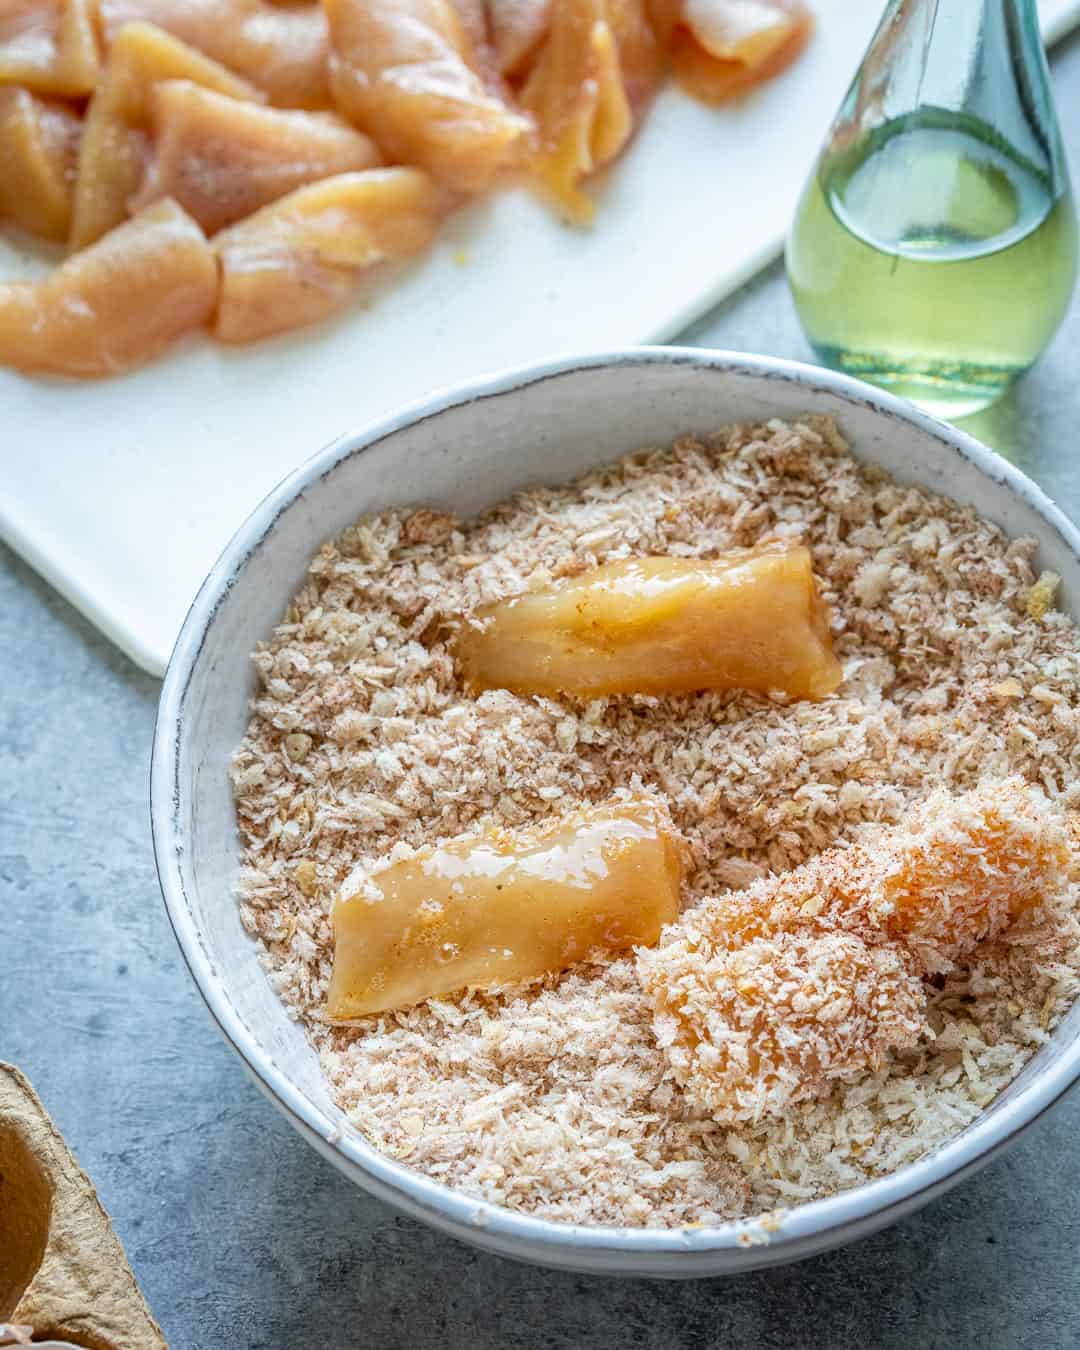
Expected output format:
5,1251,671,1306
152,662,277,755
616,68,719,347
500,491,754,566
488,0,550,75
213,167,440,343
653,0,812,104
98,0,331,108
324,0,530,192
521,0,656,221
326,795,684,1018
0,0,815,376
448,0,489,58
70,22,261,250
132,81,381,234
0,198,216,375
456,546,842,699
0,0,100,97
638,780,1068,1123
0,87,80,240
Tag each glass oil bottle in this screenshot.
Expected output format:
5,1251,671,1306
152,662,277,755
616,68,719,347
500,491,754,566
787,0,1077,417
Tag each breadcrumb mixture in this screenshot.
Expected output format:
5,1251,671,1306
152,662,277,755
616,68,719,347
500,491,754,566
231,416,1080,1228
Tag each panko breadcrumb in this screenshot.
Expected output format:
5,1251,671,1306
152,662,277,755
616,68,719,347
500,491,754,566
231,415,1080,1228
637,779,1069,1125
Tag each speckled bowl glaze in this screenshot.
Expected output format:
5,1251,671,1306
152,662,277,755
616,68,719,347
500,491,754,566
151,348,1080,1277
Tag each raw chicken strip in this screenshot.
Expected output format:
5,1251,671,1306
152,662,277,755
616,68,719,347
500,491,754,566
98,0,330,108
132,81,381,234
0,0,100,97
326,795,684,1018
213,167,440,344
455,548,841,699
637,779,1069,1124
0,87,80,240
325,0,530,193
70,22,261,250
449,0,489,55
651,0,812,104
488,0,550,76
0,198,217,376
446,0,509,89
521,0,657,221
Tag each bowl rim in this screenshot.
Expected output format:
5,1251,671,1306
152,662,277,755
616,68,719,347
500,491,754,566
151,345,1080,1266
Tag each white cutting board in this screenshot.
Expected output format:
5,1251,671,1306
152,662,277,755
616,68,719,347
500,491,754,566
3,0,1077,676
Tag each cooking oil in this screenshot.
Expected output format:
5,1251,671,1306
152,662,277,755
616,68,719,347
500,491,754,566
788,107,1077,417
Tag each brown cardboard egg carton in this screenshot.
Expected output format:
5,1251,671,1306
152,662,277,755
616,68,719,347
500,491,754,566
0,1063,166,1349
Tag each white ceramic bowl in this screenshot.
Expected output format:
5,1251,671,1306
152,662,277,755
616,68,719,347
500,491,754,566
151,348,1080,1277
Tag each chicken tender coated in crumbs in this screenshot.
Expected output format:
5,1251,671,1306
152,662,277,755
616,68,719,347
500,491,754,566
644,927,925,1122
638,779,1069,1125
878,781,1070,972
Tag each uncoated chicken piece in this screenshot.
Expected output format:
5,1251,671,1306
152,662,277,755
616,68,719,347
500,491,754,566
520,0,657,222
132,81,382,234
326,794,684,1018
487,0,550,76
448,0,489,56
325,0,530,193
0,198,218,376
649,0,812,104
0,87,81,241
0,0,100,98
212,167,440,344
446,0,509,89
637,779,1069,1124
70,22,262,250
98,0,331,108
455,547,841,700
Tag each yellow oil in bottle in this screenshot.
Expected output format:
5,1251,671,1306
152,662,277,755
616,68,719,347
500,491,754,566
788,109,1078,416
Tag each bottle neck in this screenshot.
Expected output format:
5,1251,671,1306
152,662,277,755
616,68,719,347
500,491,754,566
980,0,1063,178
842,0,1067,188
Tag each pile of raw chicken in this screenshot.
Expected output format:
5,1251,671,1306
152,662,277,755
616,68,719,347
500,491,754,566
0,0,811,377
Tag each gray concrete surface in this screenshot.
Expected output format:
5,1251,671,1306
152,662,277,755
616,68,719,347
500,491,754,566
4,30,1080,1350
